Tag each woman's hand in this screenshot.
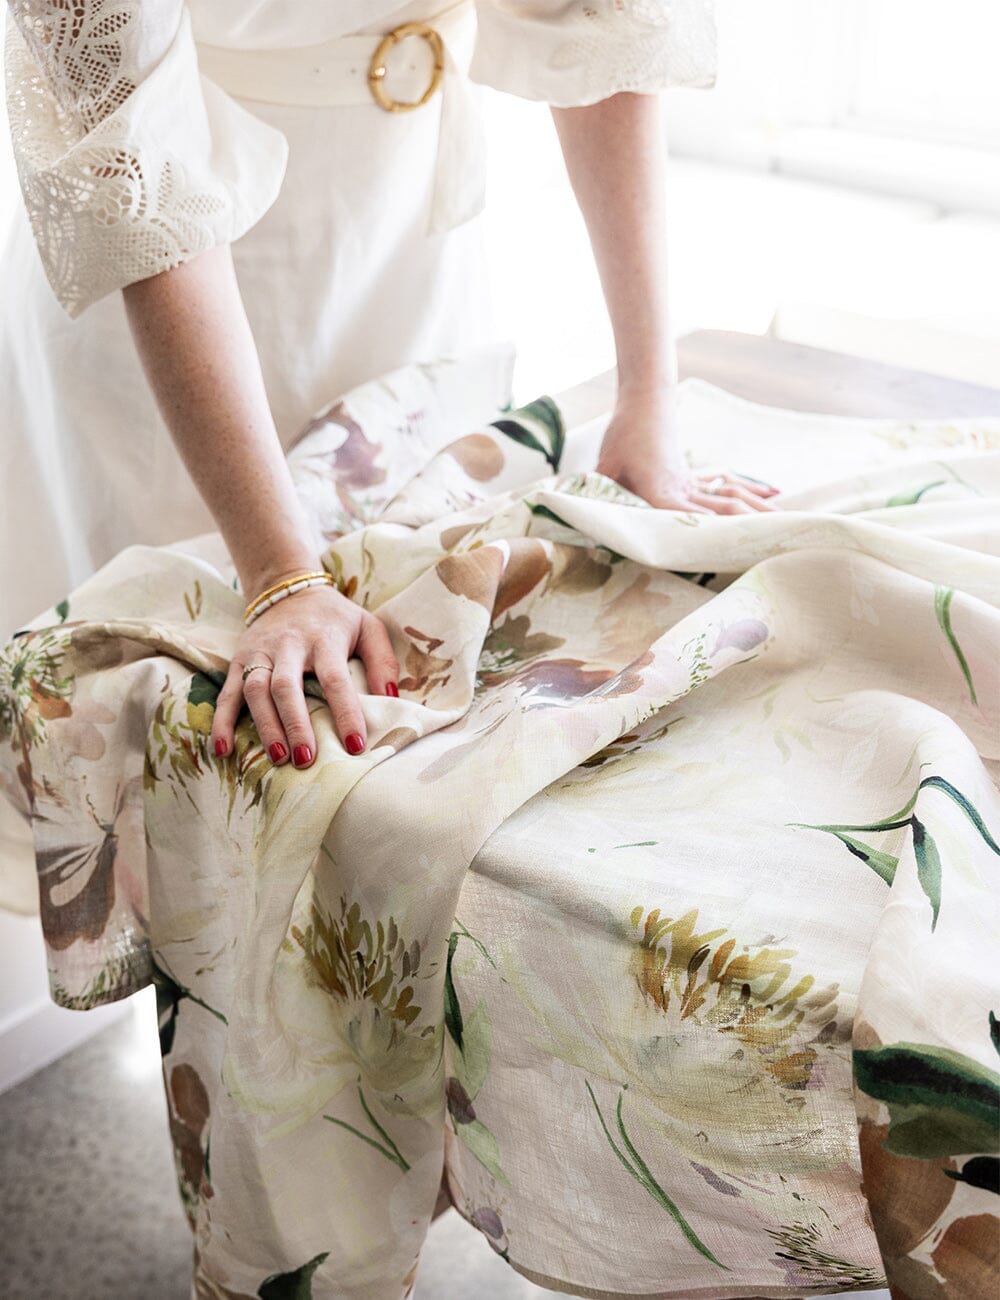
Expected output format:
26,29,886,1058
596,387,781,515
123,249,400,772
210,582,399,769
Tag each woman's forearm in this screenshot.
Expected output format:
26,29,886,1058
550,92,675,398
122,244,316,599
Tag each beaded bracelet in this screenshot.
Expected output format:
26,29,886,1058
243,571,334,628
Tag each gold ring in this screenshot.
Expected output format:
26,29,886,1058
368,21,444,113
702,474,726,494
242,663,273,682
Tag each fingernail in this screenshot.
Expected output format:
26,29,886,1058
385,682,399,698
268,742,287,764
292,744,313,768
345,733,365,756
214,738,229,758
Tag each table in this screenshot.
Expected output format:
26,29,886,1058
552,329,1000,429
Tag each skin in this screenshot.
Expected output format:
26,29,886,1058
551,92,780,515
122,90,777,772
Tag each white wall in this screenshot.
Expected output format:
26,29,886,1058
664,0,1000,215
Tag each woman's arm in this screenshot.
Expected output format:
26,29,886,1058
122,245,398,766
123,246,316,596
550,92,778,513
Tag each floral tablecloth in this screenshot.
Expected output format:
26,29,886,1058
1,348,998,1299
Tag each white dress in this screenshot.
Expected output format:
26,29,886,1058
0,0,718,638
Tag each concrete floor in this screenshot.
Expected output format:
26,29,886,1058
0,993,888,1300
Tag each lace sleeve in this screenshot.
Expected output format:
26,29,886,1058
467,0,717,106
4,1,288,318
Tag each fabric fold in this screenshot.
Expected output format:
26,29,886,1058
1,372,997,1298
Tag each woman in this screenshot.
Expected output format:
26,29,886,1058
2,0,777,772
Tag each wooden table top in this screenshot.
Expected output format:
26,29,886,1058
553,329,1000,430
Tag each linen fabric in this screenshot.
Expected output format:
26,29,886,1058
0,0,718,638
1,358,997,1299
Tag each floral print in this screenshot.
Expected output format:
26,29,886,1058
1,356,998,1298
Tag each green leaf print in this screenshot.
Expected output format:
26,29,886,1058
825,831,899,886
443,921,508,1184
945,1156,1000,1195
444,920,501,1056
921,775,1000,852
585,1082,727,1270
990,1011,1000,1059
55,598,70,623
853,1043,1000,1159
455,1000,493,1100
492,395,565,471
187,670,226,708
790,774,999,931
257,1252,330,1299
456,1119,510,1186
887,480,947,507
443,931,464,1052
910,816,942,928
152,954,227,1057
324,1084,410,1173
526,501,575,531
934,585,978,705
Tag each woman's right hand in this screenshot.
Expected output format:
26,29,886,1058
209,583,400,770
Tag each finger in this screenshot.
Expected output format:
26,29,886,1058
665,498,712,514
211,660,251,759
688,490,753,515
729,473,780,495
315,654,368,756
699,470,780,500
242,665,290,765
269,650,318,768
711,482,779,512
355,613,400,696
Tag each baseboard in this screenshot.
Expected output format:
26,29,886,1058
0,989,129,1095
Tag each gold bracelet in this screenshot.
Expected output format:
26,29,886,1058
243,571,332,622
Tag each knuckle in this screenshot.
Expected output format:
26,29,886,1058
319,672,351,702
270,673,299,700
274,697,308,730
363,615,391,645
244,674,269,698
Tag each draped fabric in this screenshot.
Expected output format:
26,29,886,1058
2,355,997,1298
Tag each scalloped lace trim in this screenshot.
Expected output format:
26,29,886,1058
6,1,228,316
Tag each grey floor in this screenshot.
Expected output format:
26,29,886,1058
0,996,886,1300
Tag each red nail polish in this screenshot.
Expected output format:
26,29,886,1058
214,738,228,758
268,742,287,763
345,732,365,755
385,682,399,698
293,744,313,768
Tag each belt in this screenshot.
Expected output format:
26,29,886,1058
196,0,486,237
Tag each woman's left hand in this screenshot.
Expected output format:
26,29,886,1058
596,388,781,515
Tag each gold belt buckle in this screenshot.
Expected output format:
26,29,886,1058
368,21,445,113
